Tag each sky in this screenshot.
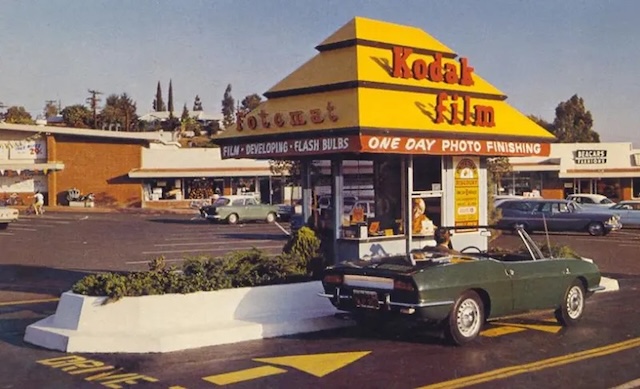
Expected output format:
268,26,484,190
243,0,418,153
1,0,639,144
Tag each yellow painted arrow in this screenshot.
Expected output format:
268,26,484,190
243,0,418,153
254,351,371,378
203,366,287,386
202,351,371,386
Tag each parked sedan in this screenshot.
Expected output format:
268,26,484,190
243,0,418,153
199,195,280,224
496,199,621,236
566,194,616,208
320,227,603,345
587,200,640,228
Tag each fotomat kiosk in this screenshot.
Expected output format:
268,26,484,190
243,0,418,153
213,17,555,262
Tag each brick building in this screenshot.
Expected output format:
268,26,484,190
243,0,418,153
0,122,279,208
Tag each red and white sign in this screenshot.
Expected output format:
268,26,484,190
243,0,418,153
360,135,550,157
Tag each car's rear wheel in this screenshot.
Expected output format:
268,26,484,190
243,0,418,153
266,212,276,223
587,222,604,236
555,279,585,326
445,290,484,346
227,213,239,225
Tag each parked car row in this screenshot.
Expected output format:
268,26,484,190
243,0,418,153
495,199,621,236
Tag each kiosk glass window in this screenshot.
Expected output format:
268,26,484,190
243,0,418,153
413,156,442,192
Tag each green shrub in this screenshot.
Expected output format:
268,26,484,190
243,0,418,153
282,226,325,278
71,248,315,302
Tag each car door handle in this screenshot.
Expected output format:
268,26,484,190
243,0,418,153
505,269,515,276
562,268,571,275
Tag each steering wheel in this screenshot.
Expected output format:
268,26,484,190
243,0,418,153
460,246,483,254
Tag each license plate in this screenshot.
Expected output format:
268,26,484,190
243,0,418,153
353,290,380,309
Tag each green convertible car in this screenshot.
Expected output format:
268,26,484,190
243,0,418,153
320,227,603,345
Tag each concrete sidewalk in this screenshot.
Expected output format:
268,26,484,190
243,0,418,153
12,205,198,215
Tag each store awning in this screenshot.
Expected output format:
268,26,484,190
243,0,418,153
559,169,640,179
0,162,64,174
128,167,274,179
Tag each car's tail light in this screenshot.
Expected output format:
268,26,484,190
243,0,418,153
393,279,415,291
323,274,343,285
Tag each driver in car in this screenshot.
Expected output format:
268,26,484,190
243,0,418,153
432,227,460,254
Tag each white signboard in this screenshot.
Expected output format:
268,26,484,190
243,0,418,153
0,174,47,193
6,139,47,160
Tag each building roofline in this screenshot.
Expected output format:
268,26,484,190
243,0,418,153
0,122,174,144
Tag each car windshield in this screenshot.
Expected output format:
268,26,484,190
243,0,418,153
213,198,230,206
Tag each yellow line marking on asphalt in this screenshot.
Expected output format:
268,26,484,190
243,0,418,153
480,326,527,337
0,298,59,306
416,337,640,389
611,378,640,389
490,321,562,334
202,366,287,385
254,351,371,378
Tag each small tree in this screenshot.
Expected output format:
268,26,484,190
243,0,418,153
552,94,599,143
153,81,166,112
240,93,262,113
61,104,92,128
167,79,174,115
221,84,235,129
4,106,34,124
193,95,203,111
486,157,511,240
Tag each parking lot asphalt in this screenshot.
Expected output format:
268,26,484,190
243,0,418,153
1,211,640,388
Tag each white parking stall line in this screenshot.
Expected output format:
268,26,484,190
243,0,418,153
0,232,13,236
153,239,272,247
6,227,37,231
141,244,284,255
126,253,280,265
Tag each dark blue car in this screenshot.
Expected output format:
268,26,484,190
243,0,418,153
496,199,621,236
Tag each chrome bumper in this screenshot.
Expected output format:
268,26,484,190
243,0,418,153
318,290,453,309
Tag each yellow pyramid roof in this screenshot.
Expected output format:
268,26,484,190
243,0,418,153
215,17,555,156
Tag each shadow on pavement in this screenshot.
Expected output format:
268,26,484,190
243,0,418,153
147,217,209,225
222,233,289,241
0,264,103,298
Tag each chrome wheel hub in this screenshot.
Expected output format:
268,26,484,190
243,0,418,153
566,286,584,319
457,299,481,337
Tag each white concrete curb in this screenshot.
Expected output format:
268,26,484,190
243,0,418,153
598,276,620,293
24,281,352,353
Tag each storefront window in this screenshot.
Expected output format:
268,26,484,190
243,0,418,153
633,178,640,199
500,172,543,196
596,178,621,200
146,179,182,200
185,178,217,199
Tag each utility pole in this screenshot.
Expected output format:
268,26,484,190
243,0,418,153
86,89,102,129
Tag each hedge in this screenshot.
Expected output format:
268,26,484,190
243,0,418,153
72,226,325,302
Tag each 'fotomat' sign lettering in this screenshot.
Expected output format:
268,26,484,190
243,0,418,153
391,47,496,128
235,102,338,131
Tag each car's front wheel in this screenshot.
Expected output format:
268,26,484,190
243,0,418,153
555,280,585,326
266,212,276,223
587,222,604,236
445,290,484,346
227,213,239,225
